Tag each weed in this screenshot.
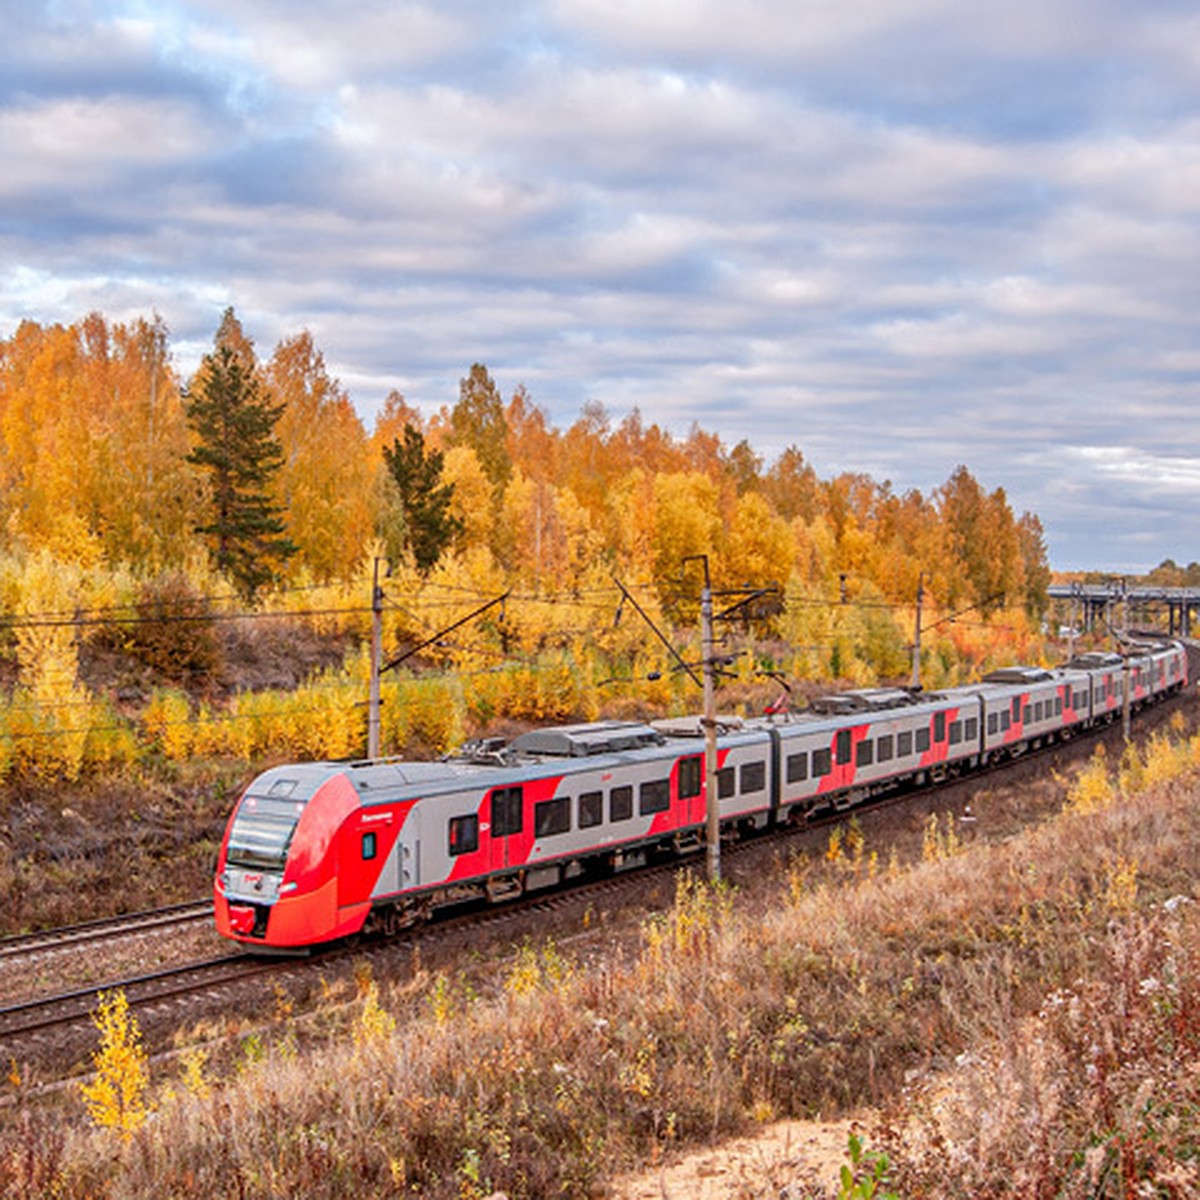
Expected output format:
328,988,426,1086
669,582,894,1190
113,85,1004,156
838,1129,898,1199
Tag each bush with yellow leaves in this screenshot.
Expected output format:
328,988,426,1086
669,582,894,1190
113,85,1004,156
79,989,150,1139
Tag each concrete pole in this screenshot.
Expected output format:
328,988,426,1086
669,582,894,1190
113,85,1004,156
701,572,720,884
910,572,924,689
368,557,383,759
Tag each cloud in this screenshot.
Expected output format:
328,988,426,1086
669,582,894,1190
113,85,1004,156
0,0,1198,573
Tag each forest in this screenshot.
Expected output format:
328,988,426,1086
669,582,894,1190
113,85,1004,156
0,308,1055,781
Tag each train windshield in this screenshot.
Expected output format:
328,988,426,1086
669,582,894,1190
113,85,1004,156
226,795,306,871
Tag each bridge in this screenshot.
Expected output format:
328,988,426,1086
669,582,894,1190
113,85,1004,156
1048,583,1200,636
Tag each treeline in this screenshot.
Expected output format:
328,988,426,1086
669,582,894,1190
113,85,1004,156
0,308,1051,618
0,308,1062,781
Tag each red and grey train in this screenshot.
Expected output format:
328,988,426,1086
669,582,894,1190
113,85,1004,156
214,639,1188,950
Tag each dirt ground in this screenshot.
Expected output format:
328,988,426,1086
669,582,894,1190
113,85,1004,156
610,1116,860,1198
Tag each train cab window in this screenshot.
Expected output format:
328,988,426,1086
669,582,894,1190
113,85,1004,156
987,713,998,736
678,756,702,799
877,735,894,763
933,712,946,742
964,718,978,741
491,786,523,837
786,751,808,783
741,761,766,793
949,721,962,745
579,791,603,829
915,728,931,753
812,748,832,778
835,729,853,765
897,731,913,757
639,779,670,815
448,814,479,856
610,785,633,822
718,766,736,798
535,797,571,837
362,831,377,861
855,740,873,768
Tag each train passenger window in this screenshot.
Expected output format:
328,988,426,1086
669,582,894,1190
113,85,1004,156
741,761,766,793
855,740,873,768
987,713,998,736
949,721,962,745
718,767,736,798
491,786,523,837
1011,697,1021,722
1023,706,1031,724
362,831,377,861
1075,691,1086,708
448,814,479,856
1055,697,1062,716
639,779,670,815
812,748,832,778
678,756,702,799
786,752,808,783
964,718,978,741
915,728,931,753
610,785,633,822
877,735,894,763
835,729,852,765
535,797,571,837
579,791,603,829
897,731,913,757
934,712,946,742
1000,711,1010,732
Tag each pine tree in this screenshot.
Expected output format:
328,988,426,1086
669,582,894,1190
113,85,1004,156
382,424,462,572
185,316,296,600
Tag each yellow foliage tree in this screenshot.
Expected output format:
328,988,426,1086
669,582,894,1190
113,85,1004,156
79,989,150,1139
268,331,375,582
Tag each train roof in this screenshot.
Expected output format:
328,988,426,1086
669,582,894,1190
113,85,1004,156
981,666,1055,684
808,687,918,715
507,720,664,757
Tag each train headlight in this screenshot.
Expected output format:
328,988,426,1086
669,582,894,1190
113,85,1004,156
280,881,298,894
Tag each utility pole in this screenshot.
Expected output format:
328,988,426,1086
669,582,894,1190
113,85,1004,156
910,572,924,689
368,557,384,759
1068,583,1078,661
698,559,720,884
1122,655,1132,743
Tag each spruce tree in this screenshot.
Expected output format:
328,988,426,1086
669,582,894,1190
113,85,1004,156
382,424,462,573
186,336,296,600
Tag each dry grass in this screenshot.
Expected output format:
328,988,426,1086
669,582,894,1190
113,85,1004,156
5,734,1200,1198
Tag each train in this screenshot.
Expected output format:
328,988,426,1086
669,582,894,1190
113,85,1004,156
214,638,1189,950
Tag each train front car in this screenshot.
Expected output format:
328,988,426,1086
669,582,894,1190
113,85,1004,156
214,762,364,949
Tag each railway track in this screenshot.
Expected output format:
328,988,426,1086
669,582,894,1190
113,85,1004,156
0,900,213,964
0,953,276,1045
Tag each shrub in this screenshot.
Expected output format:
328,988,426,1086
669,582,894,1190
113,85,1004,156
118,573,223,682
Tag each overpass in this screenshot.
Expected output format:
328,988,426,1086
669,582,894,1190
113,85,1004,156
1048,583,1200,636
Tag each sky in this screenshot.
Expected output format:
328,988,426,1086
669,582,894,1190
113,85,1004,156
2,1,1199,574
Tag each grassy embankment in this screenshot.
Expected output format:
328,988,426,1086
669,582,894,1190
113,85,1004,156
5,720,1200,1198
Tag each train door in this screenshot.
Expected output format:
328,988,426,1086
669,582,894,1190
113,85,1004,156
678,754,704,826
396,809,420,892
488,784,524,873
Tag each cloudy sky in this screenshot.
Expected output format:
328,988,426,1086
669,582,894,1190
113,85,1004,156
3,1,1199,573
